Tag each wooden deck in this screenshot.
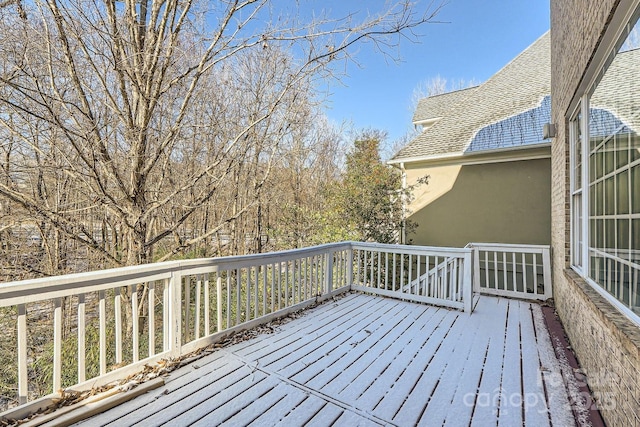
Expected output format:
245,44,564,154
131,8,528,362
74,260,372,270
74,293,577,426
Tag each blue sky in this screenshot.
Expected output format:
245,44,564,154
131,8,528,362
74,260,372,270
321,1,550,148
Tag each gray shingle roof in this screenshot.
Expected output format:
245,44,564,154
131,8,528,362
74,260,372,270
412,86,478,123
392,32,551,162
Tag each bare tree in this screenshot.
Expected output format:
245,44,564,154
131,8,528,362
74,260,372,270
0,0,443,271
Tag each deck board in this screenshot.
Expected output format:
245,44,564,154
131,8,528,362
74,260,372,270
74,293,577,427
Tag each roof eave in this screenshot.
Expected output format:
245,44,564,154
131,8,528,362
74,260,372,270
388,141,551,166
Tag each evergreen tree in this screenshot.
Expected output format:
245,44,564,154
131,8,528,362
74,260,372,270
331,130,406,243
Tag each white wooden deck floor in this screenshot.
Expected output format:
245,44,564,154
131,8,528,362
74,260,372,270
74,294,576,427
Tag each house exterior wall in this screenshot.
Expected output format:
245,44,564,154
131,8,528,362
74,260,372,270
405,158,550,248
550,1,640,425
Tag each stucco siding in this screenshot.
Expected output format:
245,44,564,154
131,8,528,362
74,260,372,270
405,158,551,248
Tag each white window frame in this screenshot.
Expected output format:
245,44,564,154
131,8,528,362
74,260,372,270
570,102,590,273
569,0,640,326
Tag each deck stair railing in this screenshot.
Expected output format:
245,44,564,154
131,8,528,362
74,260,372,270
0,241,473,416
466,243,552,301
403,257,458,297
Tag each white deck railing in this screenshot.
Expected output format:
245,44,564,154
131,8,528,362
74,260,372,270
466,243,552,301
0,241,474,415
351,243,472,312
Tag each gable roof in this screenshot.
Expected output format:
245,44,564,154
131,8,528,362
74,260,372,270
391,32,551,163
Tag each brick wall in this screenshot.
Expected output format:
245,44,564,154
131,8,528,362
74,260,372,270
550,0,640,425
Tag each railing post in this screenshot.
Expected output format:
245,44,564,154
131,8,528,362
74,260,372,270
542,247,553,299
463,251,473,313
472,245,481,293
324,251,334,294
168,270,183,357
347,246,354,288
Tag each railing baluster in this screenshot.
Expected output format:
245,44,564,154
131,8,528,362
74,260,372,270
184,278,191,343
195,276,201,340
115,287,122,364
226,272,231,330
255,266,259,318
236,269,241,325
338,252,343,288
270,263,275,313
408,254,413,294
299,258,304,301
217,273,223,333
511,252,517,293
416,255,421,295
163,279,169,352
304,257,309,298
246,267,251,322
430,256,435,297
424,255,430,296
132,285,139,362
277,262,282,310
377,251,382,289
149,282,155,357
99,290,106,375
522,253,527,293
204,276,210,337
285,262,289,307
369,251,374,287
347,248,354,287
392,252,397,292
400,253,405,293
262,265,268,316
78,294,86,382
53,298,62,394
502,252,507,292
493,252,498,290
533,253,538,294
17,304,27,404
443,258,448,299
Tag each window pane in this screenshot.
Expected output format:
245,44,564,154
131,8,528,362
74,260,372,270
606,219,616,251
633,219,640,256
595,145,604,179
633,164,640,214
604,177,615,215
595,181,603,216
618,219,629,251
605,139,615,175
616,133,629,169
616,170,629,214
